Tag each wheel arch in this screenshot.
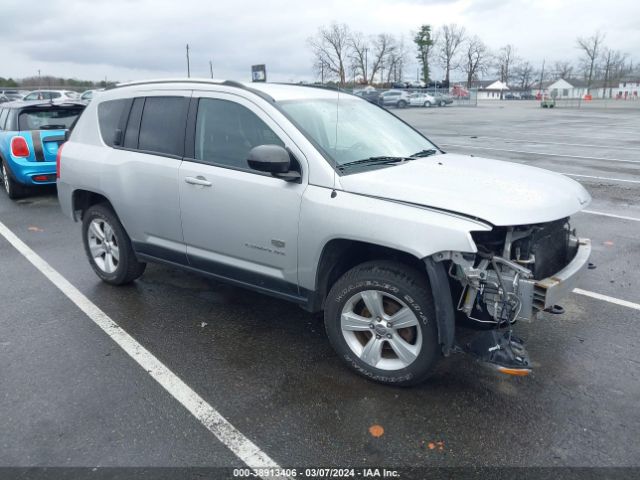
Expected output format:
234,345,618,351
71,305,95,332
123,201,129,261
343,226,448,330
312,239,425,312
312,238,456,355
72,189,116,221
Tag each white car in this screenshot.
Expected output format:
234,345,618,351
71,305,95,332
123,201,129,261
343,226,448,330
408,92,437,107
23,90,80,102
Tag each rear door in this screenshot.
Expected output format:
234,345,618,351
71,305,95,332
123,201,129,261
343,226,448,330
97,93,191,264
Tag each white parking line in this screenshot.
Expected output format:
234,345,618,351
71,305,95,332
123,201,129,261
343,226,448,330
439,143,640,164
0,220,280,476
580,210,640,222
430,134,640,152
573,288,640,311
561,173,640,184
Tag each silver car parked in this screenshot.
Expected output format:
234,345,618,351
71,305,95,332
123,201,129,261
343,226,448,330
57,79,592,385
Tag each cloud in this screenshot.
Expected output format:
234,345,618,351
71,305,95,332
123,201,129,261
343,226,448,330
0,0,638,83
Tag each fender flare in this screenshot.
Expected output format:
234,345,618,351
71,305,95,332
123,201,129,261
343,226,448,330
424,256,456,355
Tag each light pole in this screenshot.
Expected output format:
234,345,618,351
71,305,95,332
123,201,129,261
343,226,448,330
209,59,213,79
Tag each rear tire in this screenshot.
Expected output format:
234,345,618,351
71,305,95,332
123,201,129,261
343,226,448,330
1,160,26,199
82,204,146,285
397,100,407,108
324,261,440,386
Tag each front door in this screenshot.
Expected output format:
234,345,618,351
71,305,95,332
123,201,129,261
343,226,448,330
179,93,307,301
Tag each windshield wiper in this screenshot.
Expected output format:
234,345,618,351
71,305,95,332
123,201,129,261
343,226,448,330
338,156,414,170
410,149,438,158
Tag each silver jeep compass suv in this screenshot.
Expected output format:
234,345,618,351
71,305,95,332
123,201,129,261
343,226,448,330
58,79,592,385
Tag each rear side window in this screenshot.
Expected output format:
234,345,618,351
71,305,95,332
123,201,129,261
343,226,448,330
0,109,7,130
18,107,84,131
137,96,188,157
98,99,130,147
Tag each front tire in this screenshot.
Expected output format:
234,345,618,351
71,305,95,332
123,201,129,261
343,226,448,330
424,101,432,107
324,261,440,386
1,160,26,199
82,204,146,285
397,100,407,108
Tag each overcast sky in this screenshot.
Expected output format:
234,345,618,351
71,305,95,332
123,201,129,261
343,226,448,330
1,0,638,84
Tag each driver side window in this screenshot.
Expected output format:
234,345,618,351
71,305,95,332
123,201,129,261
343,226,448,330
195,98,284,171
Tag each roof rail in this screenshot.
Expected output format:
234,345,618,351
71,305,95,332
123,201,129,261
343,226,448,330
106,78,275,103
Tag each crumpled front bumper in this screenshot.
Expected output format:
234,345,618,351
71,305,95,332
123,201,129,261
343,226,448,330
533,238,591,310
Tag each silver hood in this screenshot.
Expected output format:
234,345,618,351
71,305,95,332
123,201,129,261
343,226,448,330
338,153,591,226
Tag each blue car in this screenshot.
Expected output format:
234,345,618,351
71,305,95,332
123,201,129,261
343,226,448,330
0,100,85,198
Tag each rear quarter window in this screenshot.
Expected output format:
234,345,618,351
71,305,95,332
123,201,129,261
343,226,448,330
97,99,131,147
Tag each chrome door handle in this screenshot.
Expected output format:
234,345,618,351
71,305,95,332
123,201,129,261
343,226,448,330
184,176,212,187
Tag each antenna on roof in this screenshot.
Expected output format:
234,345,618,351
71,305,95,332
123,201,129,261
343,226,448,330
331,87,340,199
186,44,191,78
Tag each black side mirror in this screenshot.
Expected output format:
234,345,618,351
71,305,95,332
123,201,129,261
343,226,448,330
247,144,301,182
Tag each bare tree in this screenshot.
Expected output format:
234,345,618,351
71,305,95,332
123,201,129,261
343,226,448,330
495,44,518,86
308,23,352,85
436,24,466,85
576,31,605,93
385,36,406,84
349,32,369,84
461,36,490,88
553,61,574,79
368,34,394,84
600,48,628,98
513,61,536,90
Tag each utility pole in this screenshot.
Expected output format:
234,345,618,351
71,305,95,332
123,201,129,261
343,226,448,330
538,58,545,95
209,59,213,79
186,44,191,78
38,69,41,89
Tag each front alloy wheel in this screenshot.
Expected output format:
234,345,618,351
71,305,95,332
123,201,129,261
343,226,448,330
325,261,440,386
341,290,422,371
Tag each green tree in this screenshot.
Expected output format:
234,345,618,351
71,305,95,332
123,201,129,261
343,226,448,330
414,25,434,84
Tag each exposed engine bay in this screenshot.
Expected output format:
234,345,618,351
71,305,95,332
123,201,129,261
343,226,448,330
444,218,580,327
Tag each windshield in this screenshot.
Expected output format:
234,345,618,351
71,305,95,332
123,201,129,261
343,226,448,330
18,107,84,130
279,97,438,167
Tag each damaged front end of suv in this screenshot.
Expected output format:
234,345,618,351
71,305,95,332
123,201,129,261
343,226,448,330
437,218,591,375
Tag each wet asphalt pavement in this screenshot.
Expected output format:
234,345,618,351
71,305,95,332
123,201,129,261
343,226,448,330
0,101,638,473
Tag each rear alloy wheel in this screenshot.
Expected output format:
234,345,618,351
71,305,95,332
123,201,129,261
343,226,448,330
324,261,439,386
440,100,446,107
1,161,25,199
82,204,146,285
